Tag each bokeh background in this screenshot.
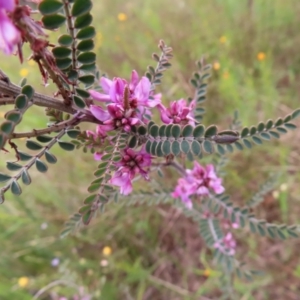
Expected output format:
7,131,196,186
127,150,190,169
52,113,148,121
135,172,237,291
1,0,300,299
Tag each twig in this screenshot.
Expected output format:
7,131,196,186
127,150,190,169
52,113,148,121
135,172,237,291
32,279,79,300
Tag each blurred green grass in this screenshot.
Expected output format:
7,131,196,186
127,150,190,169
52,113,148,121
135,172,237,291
1,0,300,299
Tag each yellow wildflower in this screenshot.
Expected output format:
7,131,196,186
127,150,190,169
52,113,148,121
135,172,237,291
19,68,29,77
0,111,5,118
280,183,287,192
18,277,29,288
272,190,279,199
213,62,221,70
257,52,266,61
102,246,112,256
203,268,211,277
222,71,230,79
219,36,227,44
117,13,127,21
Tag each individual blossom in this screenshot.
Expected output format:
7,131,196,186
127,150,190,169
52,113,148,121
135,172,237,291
214,232,236,256
0,0,21,54
171,162,225,208
110,147,152,195
90,103,140,133
157,99,196,126
89,70,161,123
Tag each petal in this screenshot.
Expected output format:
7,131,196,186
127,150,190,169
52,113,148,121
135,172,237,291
110,78,124,104
129,70,139,90
89,90,111,102
157,104,171,124
0,0,15,11
100,77,112,94
134,77,151,104
90,105,110,121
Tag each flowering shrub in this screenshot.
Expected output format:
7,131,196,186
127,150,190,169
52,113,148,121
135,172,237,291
0,0,300,298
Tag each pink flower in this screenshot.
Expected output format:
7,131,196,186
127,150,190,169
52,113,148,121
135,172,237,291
214,232,236,256
157,99,196,126
110,147,152,195
90,103,140,133
89,70,161,123
171,162,225,208
0,1,21,54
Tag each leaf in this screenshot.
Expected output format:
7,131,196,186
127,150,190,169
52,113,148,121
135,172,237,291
243,139,252,149
42,14,66,29
149,124,159,137
241,127,249,138
205,125,217,137
180,140,190,154
171,124,181,138
58,141,75,151
45,151,57,164
21,170,31,185
162,140,171,155
56,57,72,69
203,140,214,153
78,75,95,85
77,39,94,52
292,108,300,119
67,129,80,138
58,34,73,46
26,140,43,150
71,0,92,17
15,94,28,110
36,135,53,143
1,121,14,135
11,180,22,195
171,141,180,156
76,26,96,40
52,46,72,59
128,136,137,148
5,111,22,124
76,88,90,98
182,124,193,137
39,0,64,15
6,162,22,171
18,151,33,161
77,52,96,64
0,173,11,182
193,125,205,138
82,210,93,225
36,159,48,173
74,13,93,29
191,140,201,156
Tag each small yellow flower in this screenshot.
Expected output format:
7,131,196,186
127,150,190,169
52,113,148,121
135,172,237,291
117,13,127,21
213,62,221,70
203,268,211,277
27,60,35,67
257,52,266,61
272,190,279,199
102,246,112,256
19,68,29,77
219,36,227,44
222,71,230,79
18,277,29,288
0,111,5,118
280,183,288,192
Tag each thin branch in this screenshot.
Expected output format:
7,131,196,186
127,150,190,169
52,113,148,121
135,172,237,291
0,80,75,114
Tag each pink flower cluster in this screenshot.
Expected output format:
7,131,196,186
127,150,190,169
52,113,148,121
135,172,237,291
214,232,237,256
89,70,161,132
109,147,152,195
157,99,196,126
0,0,20,54
172,162,225,209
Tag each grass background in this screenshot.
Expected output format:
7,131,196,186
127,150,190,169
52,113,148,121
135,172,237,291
1,0,300,299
